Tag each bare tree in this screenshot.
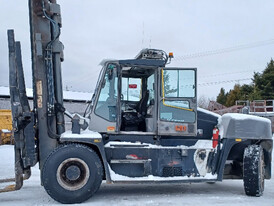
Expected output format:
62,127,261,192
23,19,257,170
198,95,211,109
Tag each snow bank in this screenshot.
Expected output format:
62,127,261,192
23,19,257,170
0,145,15,179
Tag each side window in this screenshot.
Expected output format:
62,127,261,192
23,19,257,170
160,69,196,123
121,78,141,101
95,64,118,122
163,70,195,98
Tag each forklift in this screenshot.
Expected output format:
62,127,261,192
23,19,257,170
0,0,272,204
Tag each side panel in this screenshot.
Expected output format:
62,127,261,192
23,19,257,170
89,114,116,133
104,141,215,180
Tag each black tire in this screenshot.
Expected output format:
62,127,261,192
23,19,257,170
243,145,265,197
42,144,103,204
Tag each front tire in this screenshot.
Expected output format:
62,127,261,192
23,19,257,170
243,145,265,197
42,144,103,204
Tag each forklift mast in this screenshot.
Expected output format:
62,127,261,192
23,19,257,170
28,0,65,167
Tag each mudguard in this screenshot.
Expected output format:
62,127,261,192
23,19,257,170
60,130,111,183
218,113,272,140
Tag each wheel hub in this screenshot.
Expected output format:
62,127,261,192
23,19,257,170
57,158,90,191
66,165,81,181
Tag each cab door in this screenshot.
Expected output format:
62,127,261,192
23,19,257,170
157,68,197,136
89,63,119,133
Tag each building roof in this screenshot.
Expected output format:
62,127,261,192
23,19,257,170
0,86,92,102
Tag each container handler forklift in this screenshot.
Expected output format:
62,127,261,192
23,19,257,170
0,0,273,204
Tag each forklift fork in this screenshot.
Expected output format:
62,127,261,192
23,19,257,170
0,30,37,193
0,158,31,193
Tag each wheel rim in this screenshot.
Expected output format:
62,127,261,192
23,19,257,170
57,158,90,191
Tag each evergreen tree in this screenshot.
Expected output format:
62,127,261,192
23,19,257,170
226,84,241,106
216,88,227,105
240,84,253,100
252,59,274,99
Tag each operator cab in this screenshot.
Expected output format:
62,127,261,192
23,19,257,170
88,49,197,137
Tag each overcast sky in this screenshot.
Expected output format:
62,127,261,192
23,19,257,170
1,0,274,100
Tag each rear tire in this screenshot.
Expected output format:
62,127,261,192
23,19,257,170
42,144,103,204
243,145,265,197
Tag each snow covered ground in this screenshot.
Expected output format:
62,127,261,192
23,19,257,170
0,145,273,206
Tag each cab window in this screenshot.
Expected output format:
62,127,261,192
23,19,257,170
163,70,195,98
121,78,141,101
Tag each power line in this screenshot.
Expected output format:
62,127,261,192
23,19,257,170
198,78,251,87
173,39,274,61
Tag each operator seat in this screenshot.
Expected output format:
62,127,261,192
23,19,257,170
136,90,150,116
122,90,149,130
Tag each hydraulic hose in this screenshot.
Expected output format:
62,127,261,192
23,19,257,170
42,0,62,139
